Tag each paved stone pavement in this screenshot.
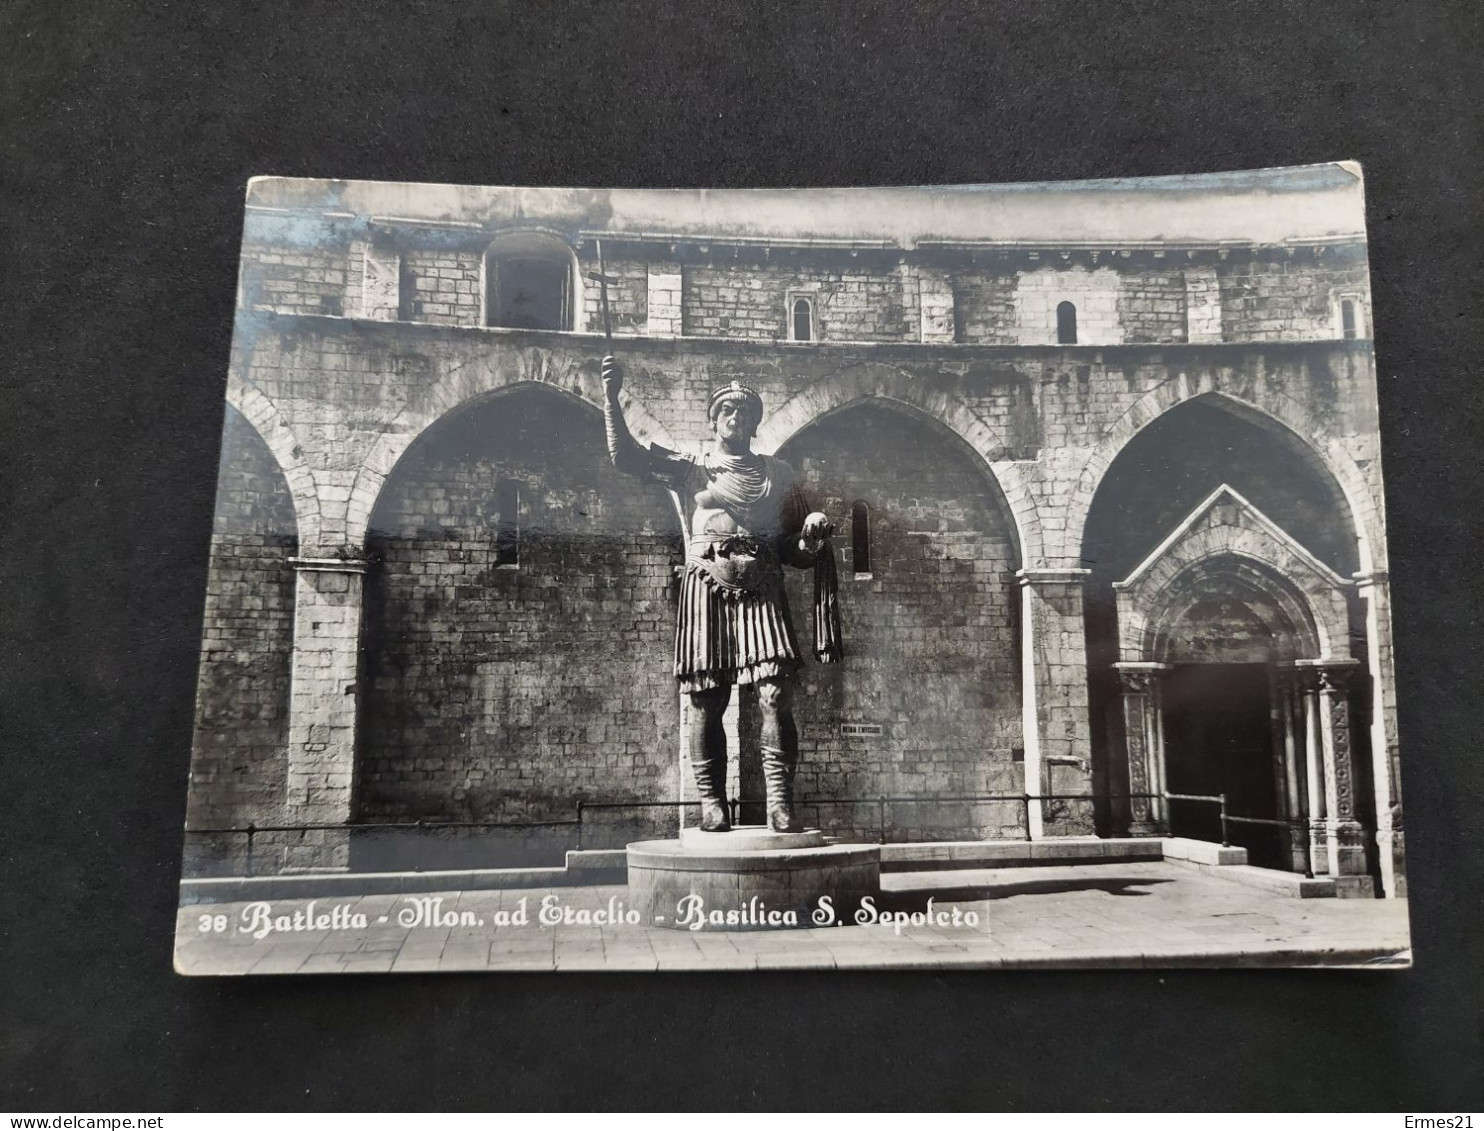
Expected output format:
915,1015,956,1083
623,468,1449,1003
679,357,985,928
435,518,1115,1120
174,861,1412,975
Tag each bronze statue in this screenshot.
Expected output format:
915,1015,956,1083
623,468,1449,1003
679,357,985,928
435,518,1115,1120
602,355,841,833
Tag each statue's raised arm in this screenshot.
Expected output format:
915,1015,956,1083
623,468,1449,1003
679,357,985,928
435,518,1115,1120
598,354,841,835
602,354,658,480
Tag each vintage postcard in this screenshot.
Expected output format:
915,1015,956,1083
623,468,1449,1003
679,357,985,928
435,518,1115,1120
175,165,1409,974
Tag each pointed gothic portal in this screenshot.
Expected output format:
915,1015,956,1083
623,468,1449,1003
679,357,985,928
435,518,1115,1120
1111,486,1372,889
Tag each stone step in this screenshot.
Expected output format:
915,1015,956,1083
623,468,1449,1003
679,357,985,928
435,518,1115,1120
880,837,1163,871
1165,859,1337,898
180,865,570,905
1161,836,1249,866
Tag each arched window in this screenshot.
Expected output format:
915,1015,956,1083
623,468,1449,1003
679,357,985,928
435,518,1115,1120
493,478,520,567
1332,291,1366,340
851,500,871,578
1056,300,1078,345
788,292,816,342
484,232,577,331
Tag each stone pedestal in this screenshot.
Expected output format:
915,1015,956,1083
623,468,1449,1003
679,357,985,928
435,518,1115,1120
627,827,880,931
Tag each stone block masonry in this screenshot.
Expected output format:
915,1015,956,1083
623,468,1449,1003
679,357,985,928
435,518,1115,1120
780,403,1024,840
1219,257,1371,342
681,261,910,342
238,241,351,318
193,318,1394,883
358,387,682,826
188,408,297,831
401,250,482,326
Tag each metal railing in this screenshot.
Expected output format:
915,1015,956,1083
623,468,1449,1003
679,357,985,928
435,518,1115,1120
187,790,1314,875
1162,791,1315,877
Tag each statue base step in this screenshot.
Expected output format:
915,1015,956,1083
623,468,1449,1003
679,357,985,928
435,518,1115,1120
678,826,827,852
627,826,880,931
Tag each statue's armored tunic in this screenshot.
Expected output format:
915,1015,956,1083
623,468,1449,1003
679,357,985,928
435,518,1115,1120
645,448,815,692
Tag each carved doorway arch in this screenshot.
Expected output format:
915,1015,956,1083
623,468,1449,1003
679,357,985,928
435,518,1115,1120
1111,486,1369,884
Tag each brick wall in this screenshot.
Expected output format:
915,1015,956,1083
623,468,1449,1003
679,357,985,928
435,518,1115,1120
951,270,1017,343
682,261,910,342
779,402,1025,840
1117,268,1188,344
233,225,1373,346
1218,257,1371,342
580,256,646,336
238,242,351,317
194,321,1385,861
1014,266,1125,345
187,407,298,832
401,249,482,326
358,386,683,824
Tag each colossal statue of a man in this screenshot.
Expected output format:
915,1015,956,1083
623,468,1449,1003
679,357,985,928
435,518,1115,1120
601,355,841,833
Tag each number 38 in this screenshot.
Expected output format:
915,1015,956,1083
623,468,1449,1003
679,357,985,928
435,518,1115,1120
197,914,229,933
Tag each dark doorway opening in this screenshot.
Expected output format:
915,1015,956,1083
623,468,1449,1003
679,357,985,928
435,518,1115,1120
1161,663,1285,869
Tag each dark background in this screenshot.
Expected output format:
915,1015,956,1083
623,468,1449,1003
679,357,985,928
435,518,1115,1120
3,0,1481,1112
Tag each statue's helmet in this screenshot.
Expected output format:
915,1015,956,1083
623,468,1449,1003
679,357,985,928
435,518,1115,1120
707,380,764,431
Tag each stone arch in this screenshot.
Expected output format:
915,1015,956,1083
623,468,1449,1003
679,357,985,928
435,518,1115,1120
757,372,1040,566
224,375,321,548
346,360,678,550
1112,485,1354,664
356,379,683,833
775,398,1027,840
1138,556,1326,664
1069,380,1381,573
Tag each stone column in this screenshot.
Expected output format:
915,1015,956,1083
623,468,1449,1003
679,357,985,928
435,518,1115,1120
1356,570,1405,897
1312,659,1368,880
284,555,367,872
1295,665,1329,876
1271,667,1311,874
1018,568,1095,838
1114,662,1171,836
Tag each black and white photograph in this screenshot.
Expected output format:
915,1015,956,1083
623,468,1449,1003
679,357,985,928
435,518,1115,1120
8,0,1482,1112
174,166,1411,975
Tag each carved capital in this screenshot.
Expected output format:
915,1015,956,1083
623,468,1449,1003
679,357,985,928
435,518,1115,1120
1318,663,1359,695
1114,662,1169,695
1017,567,1091,590
289,556,370,575
1120,670,1154,695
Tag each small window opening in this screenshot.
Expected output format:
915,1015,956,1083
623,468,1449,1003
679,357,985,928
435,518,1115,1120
1056,301,1078,345
484,233,577,331
851,500,872,579
1341,299,1357,340
491,257,570,330
792,296,814,342
493,479,520,567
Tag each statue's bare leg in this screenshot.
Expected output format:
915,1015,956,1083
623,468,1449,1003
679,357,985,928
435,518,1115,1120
758,676,802,833
687,685,732,832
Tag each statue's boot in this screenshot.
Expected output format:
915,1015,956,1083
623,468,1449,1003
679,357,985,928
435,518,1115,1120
762,745,802,833
691,750,731,833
